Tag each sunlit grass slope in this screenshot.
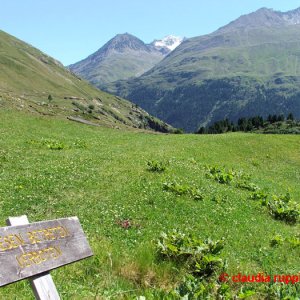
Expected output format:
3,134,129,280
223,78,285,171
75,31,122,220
0,110,299,299
0,30,173,132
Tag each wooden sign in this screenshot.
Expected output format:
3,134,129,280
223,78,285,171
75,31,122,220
0,216,93,287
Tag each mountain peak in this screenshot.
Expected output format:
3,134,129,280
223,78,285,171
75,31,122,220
102,33,150,52
68,33,166,87
256,7,273,13
217,7,300,33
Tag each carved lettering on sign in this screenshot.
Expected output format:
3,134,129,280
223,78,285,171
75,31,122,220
0,226,70,253
16,246,63,268
27,226,70,244
0,234,25,251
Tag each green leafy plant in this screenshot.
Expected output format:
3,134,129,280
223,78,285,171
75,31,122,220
270,233,300,248
166,276,239,299
250,190,269,204
250,191,299,224
206,165,235,184
270,234,284,247
156,230,225,278
236,181,259,191
206,165,254,188
27,138,65,150
135,276,235,300
193,253,224,278
267,193,299,224
189,187,204,201
212,195,228,203
27,137,88,150
46,140,65,150
262,282,300,299
163,181,190,195
173,275,217,299
72,138,87,149
206,165,261,195
237,287,256,299
163,181,204,200
147,160,168,172
286,234,300,248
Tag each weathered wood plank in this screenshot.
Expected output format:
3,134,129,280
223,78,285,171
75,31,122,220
7,216,60,300
0,217,93,287
30,273,60,300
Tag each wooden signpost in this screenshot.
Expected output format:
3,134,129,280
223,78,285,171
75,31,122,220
0,215,93,299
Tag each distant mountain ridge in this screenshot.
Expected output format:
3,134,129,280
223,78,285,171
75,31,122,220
216,7,300,34
105,7,300,132
0,30,174,132
68,33,183,89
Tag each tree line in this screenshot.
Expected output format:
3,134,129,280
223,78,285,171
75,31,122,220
196,113,296,134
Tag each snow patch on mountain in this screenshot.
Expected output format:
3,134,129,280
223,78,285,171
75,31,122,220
152,35,183,52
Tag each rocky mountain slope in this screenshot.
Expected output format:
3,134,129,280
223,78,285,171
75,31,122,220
0,30,174,132
68,33,183,89
105,7,300,132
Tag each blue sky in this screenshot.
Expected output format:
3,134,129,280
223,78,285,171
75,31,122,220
1,0,300,65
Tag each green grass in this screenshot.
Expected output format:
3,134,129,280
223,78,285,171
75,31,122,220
0,109,299,299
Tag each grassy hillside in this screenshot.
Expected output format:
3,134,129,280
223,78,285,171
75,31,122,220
86,50,163,87
0,109,299,299
105,25,300,132
0,30,173,132
69,48,164,89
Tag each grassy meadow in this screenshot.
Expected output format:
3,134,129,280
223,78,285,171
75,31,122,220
0,109,299,299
